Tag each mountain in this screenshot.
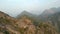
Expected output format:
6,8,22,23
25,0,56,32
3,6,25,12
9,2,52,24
0,11,58,34
38,7,60,21
0,11,20,34
39,7,60,17
16,11,40,26
15,15,58,34
38,7,60,33
47,12,60,32
16,11,37,19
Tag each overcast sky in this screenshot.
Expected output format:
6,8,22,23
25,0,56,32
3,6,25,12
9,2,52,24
0,0,60,17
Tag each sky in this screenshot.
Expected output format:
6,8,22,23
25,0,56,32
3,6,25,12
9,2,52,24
0,0,60,17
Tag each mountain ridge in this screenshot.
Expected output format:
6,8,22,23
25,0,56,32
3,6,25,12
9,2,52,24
0,7,59,34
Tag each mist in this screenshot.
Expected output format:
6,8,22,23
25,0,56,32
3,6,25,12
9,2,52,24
0,0,60,17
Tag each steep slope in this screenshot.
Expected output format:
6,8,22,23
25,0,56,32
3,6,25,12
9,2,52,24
15,16,36,34
16,11,38,26
47,12,60,32
0,11,58,34
39,7,60,18
15,16,58,34
0,11,20,34
38,7,60,32
37,22,58,34
0,11,18,26
38,8,57,21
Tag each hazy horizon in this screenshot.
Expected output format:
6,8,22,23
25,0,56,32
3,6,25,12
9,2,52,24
0,0,60,17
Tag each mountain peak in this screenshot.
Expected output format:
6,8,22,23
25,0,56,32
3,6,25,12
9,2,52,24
22,10,28,13
16,11,36,18
21,11,30,15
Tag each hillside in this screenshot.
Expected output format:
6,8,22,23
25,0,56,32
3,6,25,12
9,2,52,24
38,7,60,32
0,11,58,34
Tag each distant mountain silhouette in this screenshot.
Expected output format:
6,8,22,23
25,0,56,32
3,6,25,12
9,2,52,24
38,7,60,32
16,11,37,19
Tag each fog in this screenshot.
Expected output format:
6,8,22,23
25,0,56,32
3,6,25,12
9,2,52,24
0,0,60,17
